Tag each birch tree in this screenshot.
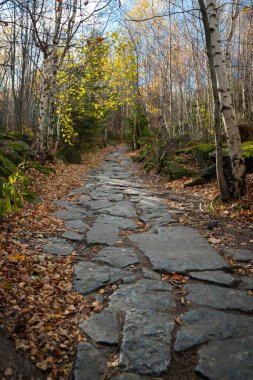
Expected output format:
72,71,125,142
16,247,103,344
199,0,245,197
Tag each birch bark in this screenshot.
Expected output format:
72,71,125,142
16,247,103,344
205,0,245,197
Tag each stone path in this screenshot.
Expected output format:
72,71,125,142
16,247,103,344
46,147,253,380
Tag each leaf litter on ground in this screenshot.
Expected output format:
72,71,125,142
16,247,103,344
0,147,113,379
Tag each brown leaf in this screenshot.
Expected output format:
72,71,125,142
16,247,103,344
175,316,183,325
81,305,91,315
3,367,13,376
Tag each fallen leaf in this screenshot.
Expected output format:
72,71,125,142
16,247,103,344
175,316,183,325
4,367,14,376
8,254,25,262
208,237,221,244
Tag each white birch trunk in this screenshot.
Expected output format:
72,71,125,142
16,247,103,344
36,57,50,154
206,0,245,197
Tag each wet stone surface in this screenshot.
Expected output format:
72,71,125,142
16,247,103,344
49,147,253,379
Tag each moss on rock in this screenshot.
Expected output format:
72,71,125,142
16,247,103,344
161,160,192,179
0,154,16,177
58,145,82,164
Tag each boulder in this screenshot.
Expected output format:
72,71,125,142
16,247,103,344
163,161,192,180
58,145,82,164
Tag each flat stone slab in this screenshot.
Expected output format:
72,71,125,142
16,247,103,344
195,335,253,380
120,309,174,375
174,308,253,351
110,374,146,380
123,189,141,195
138,197,165,208
64,219,89,232
86,223,120,245
188,270,235,286
129,196,140,203
240,276,253,290
107,193,124,202
130,226,228,273
142,268,161,280
79,309,120,344
88,199,114,210
53,200,75,207
43,237,74,256
140,211,175,226
185,283,253,312
77,195,91,204
89,186,123,199
109,172,131,179
225,248,253,262
74,262,135,295
74,342,107,380
53,210,86,220
109,279,175,312
107,180,144,189
66,206,88,214
95,214,138,230
95,201,137,218
62,231,84,241
94,247,139,268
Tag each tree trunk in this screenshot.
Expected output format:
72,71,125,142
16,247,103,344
36,57,50,154
199,0,245,199
206,0,245,197
198,0,230,201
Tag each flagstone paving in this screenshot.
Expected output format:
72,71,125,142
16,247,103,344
46,147,253,379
